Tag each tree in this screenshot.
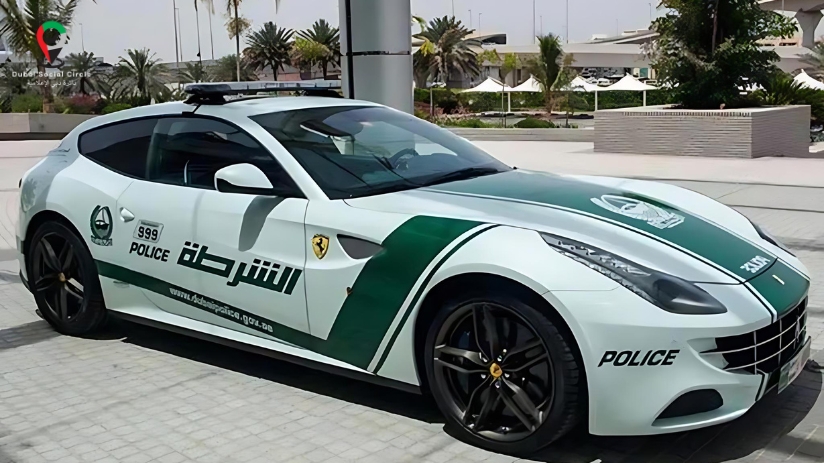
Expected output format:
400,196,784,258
525,34,567,112
225,0,251,82
291,37,327,77
414,16,480,88
500,53,519,87
297,19,340,80
0,0,93,111
650,0,796,109
179,61,210,83
244,22,293,80
114,49,168,105
63,51,105,95
211,54,256,82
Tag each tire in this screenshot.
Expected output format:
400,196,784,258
27,220,107,336
424,290,582,455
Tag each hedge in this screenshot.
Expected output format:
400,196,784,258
414,88,677,113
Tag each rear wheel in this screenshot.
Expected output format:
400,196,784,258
27,221,107,335
424,291,582,455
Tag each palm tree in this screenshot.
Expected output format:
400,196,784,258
0,61,33,96
114,48,168,105
0,0,92,111
244,22,293,80
63,51,105,95
211,54,256,82
801,43,824,79
224,0,251,82
297,19,339,80
525,34,566,112
414,16,480,88
179,61,210,83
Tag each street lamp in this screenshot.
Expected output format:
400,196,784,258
469,9,472,28
78,22,85,52
479,12,482,31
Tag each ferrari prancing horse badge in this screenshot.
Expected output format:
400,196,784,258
312,234,330,260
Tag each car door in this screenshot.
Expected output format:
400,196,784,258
134,115,311,339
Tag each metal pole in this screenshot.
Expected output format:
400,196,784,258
541,16,543,36
649,3,653,24
451,0,454,17
176,8,184,61
195,3,202,65
566,0,569,43
173,0,180,68
469,9,472,28
532,0,536,42
79,23,85,52
479,12,482,31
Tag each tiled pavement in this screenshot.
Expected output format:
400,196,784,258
0,146,823,462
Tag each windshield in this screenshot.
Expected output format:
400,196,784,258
251,106,511,199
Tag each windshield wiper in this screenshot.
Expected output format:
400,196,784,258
418,167,504,187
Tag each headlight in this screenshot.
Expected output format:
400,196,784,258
750,221,794,256
541,233,727,315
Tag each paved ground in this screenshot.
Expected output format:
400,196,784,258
1,141,823,463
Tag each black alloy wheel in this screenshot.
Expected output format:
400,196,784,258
425,292,582,455
28,221,107,335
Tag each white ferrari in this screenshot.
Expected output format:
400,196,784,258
17,82,811,454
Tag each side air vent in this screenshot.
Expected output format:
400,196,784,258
338,235,382,259
656,389,723,420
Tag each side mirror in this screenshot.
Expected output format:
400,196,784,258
214,163,275,195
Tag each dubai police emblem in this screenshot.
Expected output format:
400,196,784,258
591,195,685,229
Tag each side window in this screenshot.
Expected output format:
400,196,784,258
78,118,159,179
147,117,302,196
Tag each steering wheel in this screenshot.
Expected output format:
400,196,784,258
388,148,420,169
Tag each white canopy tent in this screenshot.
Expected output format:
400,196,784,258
463,77,515,112
794,70,824,90
559,76,603,111
601,74,659,106
509,76,543,93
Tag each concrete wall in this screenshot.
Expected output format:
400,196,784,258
0,114,96,140
594,105,810,158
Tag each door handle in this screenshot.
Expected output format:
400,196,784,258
119,207,135,222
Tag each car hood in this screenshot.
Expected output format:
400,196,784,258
345,170,782,284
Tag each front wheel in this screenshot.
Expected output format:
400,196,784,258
424,291,583,455
27,221,107,335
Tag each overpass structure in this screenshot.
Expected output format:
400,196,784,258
760,0,824,48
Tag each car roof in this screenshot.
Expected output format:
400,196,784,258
70,97,384,136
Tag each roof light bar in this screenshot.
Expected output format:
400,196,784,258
184,80,342,97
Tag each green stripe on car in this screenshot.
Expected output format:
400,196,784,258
747,260,810,317
429,171,775,282
98,216,487,370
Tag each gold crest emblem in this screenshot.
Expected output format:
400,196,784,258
312,234,330,260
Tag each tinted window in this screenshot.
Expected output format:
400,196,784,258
251,106,510,199
146,117,302,196
79,118,158,179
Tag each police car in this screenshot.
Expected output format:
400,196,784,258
17,81,811,454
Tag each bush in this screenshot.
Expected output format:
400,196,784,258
102,103,133,115
441,118,498,128
11,93,42,113
66,94,101,114
514,117,555,128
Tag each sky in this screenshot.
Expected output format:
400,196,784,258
63,0,665,64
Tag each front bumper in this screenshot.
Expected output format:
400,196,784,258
548,280,809,436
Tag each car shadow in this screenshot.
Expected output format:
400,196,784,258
106,318,443,424
107,318,822,462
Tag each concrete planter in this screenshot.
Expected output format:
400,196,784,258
0,113,96,140
594,105,811,158
447,128,593,142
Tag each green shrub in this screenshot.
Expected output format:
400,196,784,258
102,103,133,115
442,118,498,128
11,93,42,113
514,118,555,129
66,94,101,114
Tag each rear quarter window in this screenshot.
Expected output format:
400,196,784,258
78,118,159,179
